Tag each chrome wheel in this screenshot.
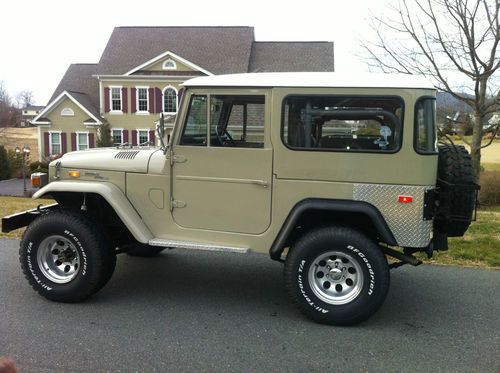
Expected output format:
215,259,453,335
36,235,80,284
308,250,363,305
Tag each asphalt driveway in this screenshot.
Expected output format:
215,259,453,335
0,178,35,197
0,238,499,372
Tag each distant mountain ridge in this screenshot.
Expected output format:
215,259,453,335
436,92,473,111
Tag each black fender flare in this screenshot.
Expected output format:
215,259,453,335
269,198,398,260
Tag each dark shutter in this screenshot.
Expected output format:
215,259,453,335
131,88,137,113
123,130,129,144
122,88,128,113
89,133,95,148
155,88,162,113
132,130,137,145
149,130,155,144
61,132,67,154
44,132,50,156
148,88,155,113
104,87,110,113
71,133,77,151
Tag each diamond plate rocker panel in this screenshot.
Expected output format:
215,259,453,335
353,184,434,247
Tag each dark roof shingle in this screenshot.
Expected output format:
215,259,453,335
98,26,255,75
249,42,334,72
48,64,100,119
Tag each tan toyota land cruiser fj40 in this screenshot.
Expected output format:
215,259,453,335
2,73,478,325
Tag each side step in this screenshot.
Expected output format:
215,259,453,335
148,238,249,254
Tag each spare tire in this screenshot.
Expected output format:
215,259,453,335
435,144,478,237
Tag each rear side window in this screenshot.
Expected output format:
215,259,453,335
282,96,404,152
415,97,437,154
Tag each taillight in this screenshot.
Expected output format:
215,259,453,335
398,195,413,203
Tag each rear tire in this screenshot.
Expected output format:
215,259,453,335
284,226,389,325
19,209,116,302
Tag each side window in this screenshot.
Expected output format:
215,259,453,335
415,97,437,154
210,95,265,148
282,96,403,152
180,95,207,146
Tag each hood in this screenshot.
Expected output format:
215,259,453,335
51,147,160,173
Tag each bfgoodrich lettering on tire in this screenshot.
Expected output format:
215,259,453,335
19,209,116,302
284,226,390,325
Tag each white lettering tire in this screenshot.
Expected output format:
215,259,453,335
19,210,116,302
284,226,390,325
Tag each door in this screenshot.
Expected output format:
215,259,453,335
171,92,272,234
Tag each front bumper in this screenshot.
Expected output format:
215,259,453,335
1,203,59,233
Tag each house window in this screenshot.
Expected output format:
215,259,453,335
137,88,149,112
77,132,89,150
50,132,61,155
137,129,150,145
163,59,177,70
111,87,122,111
163,87,177,113
61,107,74,116
112,129,123,145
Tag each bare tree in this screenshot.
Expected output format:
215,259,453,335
0,81,10,106
362,0,499,180
0,81,14,127
16,90,34,108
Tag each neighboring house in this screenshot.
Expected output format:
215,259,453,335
21,105,44,127
32,26,334,161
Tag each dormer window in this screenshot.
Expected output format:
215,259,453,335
163,59,177,70
61,107,75,116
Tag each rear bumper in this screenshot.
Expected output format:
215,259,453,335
1,203,59,233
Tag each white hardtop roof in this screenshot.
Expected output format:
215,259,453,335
183,72,435,90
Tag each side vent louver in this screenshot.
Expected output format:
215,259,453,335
115,151,140,160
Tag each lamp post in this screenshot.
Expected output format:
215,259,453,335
15,145,30,194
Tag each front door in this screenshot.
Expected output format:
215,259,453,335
171,92,272,235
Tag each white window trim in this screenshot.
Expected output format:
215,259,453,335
136,128,151,145
60,107,75,116
48,131,62,155
111,128,124,145
109,86,123,114
135,86,149,115
76,131,89,151
162,59,177,70
163,86,178,114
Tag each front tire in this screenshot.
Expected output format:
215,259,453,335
284,226,389,325
19,209,116,302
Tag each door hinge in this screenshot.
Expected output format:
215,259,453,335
172,199,187,208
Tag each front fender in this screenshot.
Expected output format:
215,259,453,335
33,181,153,243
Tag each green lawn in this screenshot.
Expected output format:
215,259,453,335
417,211,500,268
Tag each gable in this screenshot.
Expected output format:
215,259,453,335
144,55,196,73
33,91,102,125
125,51,213,76
45,97,91,127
